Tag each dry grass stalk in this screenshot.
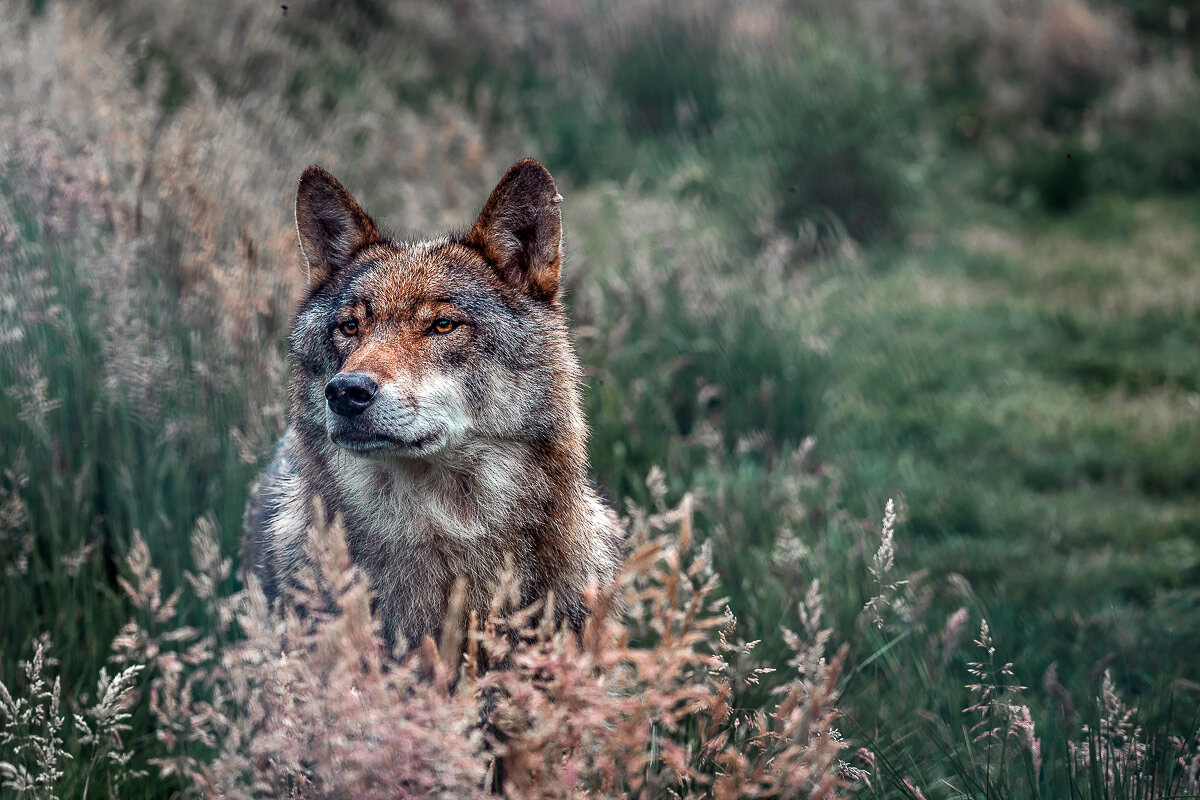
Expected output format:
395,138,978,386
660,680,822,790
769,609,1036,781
104,493,859,798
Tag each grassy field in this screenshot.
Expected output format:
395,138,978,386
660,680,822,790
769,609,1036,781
818,194,1200,688
2,0,1199,797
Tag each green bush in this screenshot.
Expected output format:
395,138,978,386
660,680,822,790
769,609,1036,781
1112,0,1200,43
1005,140,1095,213
707,24,923,244
1095,104,1200,194
609,10,724,138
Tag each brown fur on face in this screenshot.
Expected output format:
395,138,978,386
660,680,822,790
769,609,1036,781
243,159,622,650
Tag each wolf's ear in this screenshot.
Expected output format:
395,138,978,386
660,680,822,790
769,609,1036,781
465,159,564,302
295,166,381,286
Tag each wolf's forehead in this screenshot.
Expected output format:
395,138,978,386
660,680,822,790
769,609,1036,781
349,241,490,308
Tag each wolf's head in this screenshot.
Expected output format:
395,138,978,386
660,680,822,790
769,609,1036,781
287,160,585,467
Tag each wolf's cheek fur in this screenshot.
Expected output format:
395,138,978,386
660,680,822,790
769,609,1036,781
376,374,470,447
290,303,342,376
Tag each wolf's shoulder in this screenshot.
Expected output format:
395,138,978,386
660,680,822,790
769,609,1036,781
241,428,302,599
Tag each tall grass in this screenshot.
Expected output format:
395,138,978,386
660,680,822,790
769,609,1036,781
2,0,1199,797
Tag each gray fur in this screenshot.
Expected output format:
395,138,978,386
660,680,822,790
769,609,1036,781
243,161,622,650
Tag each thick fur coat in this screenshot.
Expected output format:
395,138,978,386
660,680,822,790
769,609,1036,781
242,159,622,648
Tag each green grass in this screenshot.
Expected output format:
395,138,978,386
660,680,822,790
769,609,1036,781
0,178,254,797
3,1,1200,796
811,196,1200,698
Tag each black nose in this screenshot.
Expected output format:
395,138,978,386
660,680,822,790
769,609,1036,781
325,372,378,417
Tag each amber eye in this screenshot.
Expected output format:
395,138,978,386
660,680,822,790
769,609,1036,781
432,318,455,334
338,320,359,336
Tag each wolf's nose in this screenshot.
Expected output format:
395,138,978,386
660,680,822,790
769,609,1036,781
325,372,378,417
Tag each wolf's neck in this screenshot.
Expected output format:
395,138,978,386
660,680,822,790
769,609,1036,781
327,438,579,547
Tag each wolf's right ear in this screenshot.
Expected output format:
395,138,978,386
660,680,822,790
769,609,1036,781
295,166,381,286
465,159,564,302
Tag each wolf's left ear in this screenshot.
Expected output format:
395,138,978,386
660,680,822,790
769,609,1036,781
465,159,564,302
295,166,382,285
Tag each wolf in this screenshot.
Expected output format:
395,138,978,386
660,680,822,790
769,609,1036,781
242,158,622,650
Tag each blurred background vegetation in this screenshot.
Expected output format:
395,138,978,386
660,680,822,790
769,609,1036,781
1,0,1198,796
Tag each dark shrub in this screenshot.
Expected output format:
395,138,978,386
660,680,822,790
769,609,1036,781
708,24,923,245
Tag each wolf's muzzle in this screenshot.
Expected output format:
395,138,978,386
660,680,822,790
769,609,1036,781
325,372,378,417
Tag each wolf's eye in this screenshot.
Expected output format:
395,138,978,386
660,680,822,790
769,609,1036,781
432,318,455,334
338,320,359,336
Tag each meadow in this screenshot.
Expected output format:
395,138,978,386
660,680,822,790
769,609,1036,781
1,0,1199,797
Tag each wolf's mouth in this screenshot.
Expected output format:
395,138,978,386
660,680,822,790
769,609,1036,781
329,428,442,454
